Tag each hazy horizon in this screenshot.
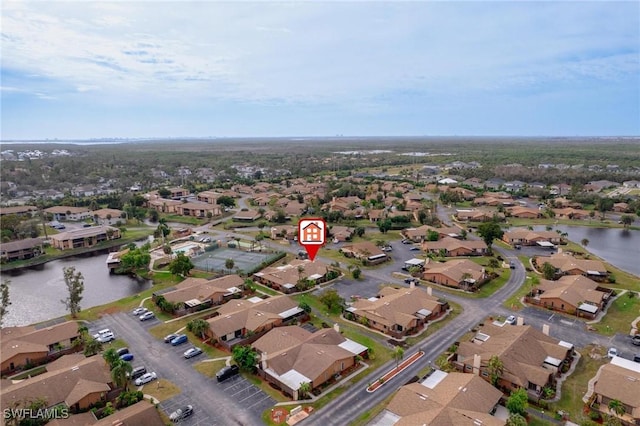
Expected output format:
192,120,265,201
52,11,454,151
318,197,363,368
2,1,639,140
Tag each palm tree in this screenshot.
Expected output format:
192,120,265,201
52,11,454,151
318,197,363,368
487,355,504,386
394,347,405,369
298,381,311,400
188,318,209,340
460,272,473,291
111,359,133,391
225,258,235,274
84,338,103,357
103,348,120,369
608,399,625,417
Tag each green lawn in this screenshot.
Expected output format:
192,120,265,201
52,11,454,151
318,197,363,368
193,360,227,378
588,292,640,336
161,214,207,225
252,282,280,296
551,345,608,423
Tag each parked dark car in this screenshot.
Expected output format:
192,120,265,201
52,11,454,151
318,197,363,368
169,405,194,422
216,365,240,382
116,347,130,357
129,366,147,381
164,333,179,343
632,335,640,346
120,353,134,362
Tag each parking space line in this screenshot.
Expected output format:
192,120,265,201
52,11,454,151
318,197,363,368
238,388,263,403
230,384,253,396
246,394,273,409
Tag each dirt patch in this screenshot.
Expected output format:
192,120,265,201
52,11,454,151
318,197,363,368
270,407,289,424
99,306,121,316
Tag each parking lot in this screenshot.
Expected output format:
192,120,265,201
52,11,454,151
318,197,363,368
89,311,274,424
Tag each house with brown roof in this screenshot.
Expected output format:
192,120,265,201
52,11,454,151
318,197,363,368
0,237,44,262
403,225,461,242
270,225,297,240
0,205,38,217
422,237,488,257
538,253,608,281
50,226,121,250
49,400,165,426
502,229,562,247
367,209,387,222
206,295,307,350
252,325,367,399
1,355,112,414
588,356,640,426
196,190,223,204
506,206,542,219
146,197,182,213
44,206,92,222
175,201,221,218
455,209,504,222
552,207,590,220
453,323,574,397
1,321,82,374
158,275,245,313
380,371,504,426
339,241,388,265
422,259,488,290
527,275,612,319
613,202,630,213
253,259,336,293
167,187,189,199
330,225,354,242
91,208,125,226
232,209,262,221
345,286,446,339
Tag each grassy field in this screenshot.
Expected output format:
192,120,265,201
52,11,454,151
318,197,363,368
139,378,181,401
588,292,640,336
551,345,608,423
193,360,228,377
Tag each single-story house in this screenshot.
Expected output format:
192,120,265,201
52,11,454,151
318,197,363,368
339,241,388,264
528,275,612,318
233,209,262,221
206,295,307,350
1,355,111,414
380,372,505,426
538,253,608,281
253,325,367,400
1,321,82,374
502,230,562,247
454,323,574,397
422,237,488,257
92,208,125,226
589,356,640,426
158,275,245,313
422,259,488,290
253,259,336,293
346,286,447,339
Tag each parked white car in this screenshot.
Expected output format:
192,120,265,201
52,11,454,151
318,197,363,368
134,372,157,386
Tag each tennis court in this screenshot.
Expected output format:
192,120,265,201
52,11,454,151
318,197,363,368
191,247,279,273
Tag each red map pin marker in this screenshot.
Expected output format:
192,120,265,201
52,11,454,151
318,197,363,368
298,218,326,261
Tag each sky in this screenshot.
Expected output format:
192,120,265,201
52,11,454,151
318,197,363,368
1,1,639,140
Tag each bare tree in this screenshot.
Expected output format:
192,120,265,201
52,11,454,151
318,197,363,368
0,279,11,327
61,267,84,318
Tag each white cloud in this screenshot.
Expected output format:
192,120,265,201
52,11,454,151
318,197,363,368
1,1,637,106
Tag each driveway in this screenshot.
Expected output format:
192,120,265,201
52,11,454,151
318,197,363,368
92,312,272,425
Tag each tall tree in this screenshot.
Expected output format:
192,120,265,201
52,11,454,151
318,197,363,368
111,359,133,391
232,345,258,372
169,253,194,276
0,279,11,327
542,262,556,280
187,318,209,340
298,381,311,400
620,214,634,229
477,221,504,254
103,348,121,369
487,355,504,386
394,347,405,369
61,267,84,318
225,258,235,273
